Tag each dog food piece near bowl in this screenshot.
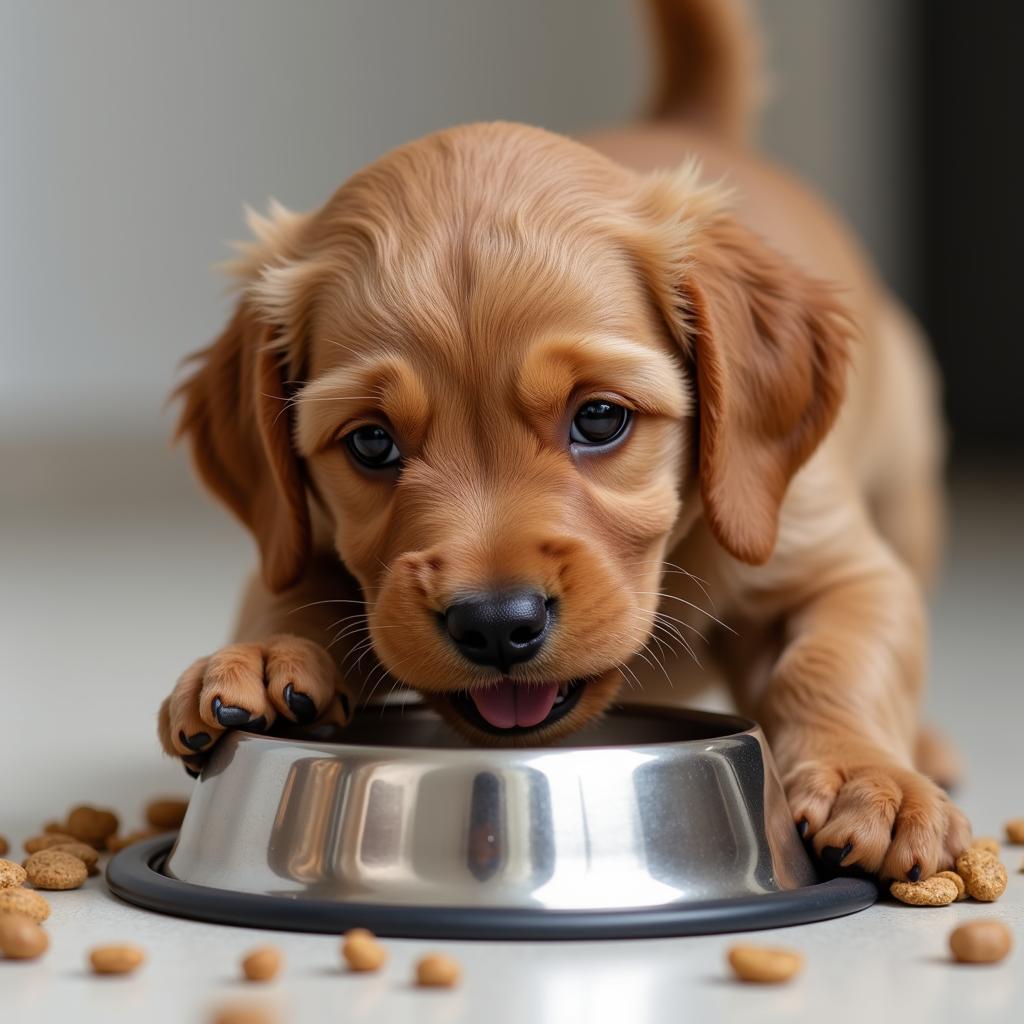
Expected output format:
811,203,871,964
342,929,387,972
106,705,877,939
0,888,50,923
1004,819,1024,844
24,833,78,854
934,870,967,900
89,944,145,975
25,849,88,890
949,920,1013,964
0,914,49,960
0,836,8,856
972,837,1001,856
66,806,119,849
416,953,461,988
241,946,283,982
727,944,803,983
0,859,27,889
145,798,190,831
955,850,1008,902
890,876,959,907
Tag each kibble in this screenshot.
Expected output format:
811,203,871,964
1004,819,1024,844
0,914,49,960
0,836,8,856
973,837,1001,856
210,1005,277,1024
145,798,189,831
0,859,27,889
106,828,161,854
66,806,119,849
956,849,1008,902
24,833,78,854
341,928,387,972
949,920,1013,964
415,953,461,988
89,944,145,975
0,888,50,923
43,822,67,835
25,849,87,891
727,944,804,984
890,876,959,907
49,841,100,875
241,946,282,982
934,870,967,901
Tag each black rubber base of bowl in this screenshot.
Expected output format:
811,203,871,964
108,836,877,940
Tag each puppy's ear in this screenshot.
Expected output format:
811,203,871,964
681,218,852,563
175,303,310,592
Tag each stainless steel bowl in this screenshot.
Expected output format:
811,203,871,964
108,705,876,937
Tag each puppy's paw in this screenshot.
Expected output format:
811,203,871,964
157,636,351,775
782,758,972,881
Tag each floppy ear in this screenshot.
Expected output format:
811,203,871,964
669,217,853,564
175,302,311,592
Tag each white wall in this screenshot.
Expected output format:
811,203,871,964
0,1,911,442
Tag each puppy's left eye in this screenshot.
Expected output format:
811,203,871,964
345,425,402,469
570,401,630,447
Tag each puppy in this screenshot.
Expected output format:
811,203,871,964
159,0,970,880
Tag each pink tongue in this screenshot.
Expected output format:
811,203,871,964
470,680,559,729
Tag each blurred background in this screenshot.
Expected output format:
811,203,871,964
1,2,1020,787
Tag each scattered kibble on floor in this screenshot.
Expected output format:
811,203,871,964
415,953,461,988
949,920,1013,963
727,944,804,984
241,946,283,982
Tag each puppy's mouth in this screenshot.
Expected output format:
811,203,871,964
448,678,587,736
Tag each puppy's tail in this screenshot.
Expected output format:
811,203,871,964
645,0,762,145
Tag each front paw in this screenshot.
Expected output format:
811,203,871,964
782,757,972,881
157,635,351,775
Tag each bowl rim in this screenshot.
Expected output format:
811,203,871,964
229,703,761,760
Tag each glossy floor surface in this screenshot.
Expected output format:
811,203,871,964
2,443,1022,1023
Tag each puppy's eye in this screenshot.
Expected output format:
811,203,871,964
345,425,402,468
570,401,630,447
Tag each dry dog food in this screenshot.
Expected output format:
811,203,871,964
415,953,461,988
210,1006,277,1024
0,859,27,889
25,849,87,891
49,840,99,875
341,928,387,972
0,888,50,923
24,833,78,854
145,798,189,831
43,822,67,835
89,944,145,975
949,920,1013,964
66,806,119,848
890,876,959,907
241,946,282,982
955,849,1008,902
934,870,967,900
0,914,49,960
0,836,8,856
973,837,1001,856
106,828,162,854
727,944,804,983
1004,819,1024,844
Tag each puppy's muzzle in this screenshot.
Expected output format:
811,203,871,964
444,589,552,672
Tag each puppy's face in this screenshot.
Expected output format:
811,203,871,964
289,132,691,742
184,123,849,745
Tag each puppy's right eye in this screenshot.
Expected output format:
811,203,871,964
345,425,402,469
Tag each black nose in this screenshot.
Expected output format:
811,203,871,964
445,589,551,671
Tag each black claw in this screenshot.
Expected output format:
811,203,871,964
180,729,212,751
338,692,351,720
907,863,922,882
212,696,252,728
821,842,854,868
238,714,268,734
185,766,200,779
798,819,810,839
284,683,317,725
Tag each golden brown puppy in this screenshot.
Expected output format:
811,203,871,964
159,0,971,880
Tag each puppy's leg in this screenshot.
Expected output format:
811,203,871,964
159,555,364,772
725,498,970,880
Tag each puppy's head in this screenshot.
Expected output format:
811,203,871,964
177,123,849,744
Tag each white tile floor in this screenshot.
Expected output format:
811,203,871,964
2,442,1023,1024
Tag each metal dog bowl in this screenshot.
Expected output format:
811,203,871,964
108,705,875,938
